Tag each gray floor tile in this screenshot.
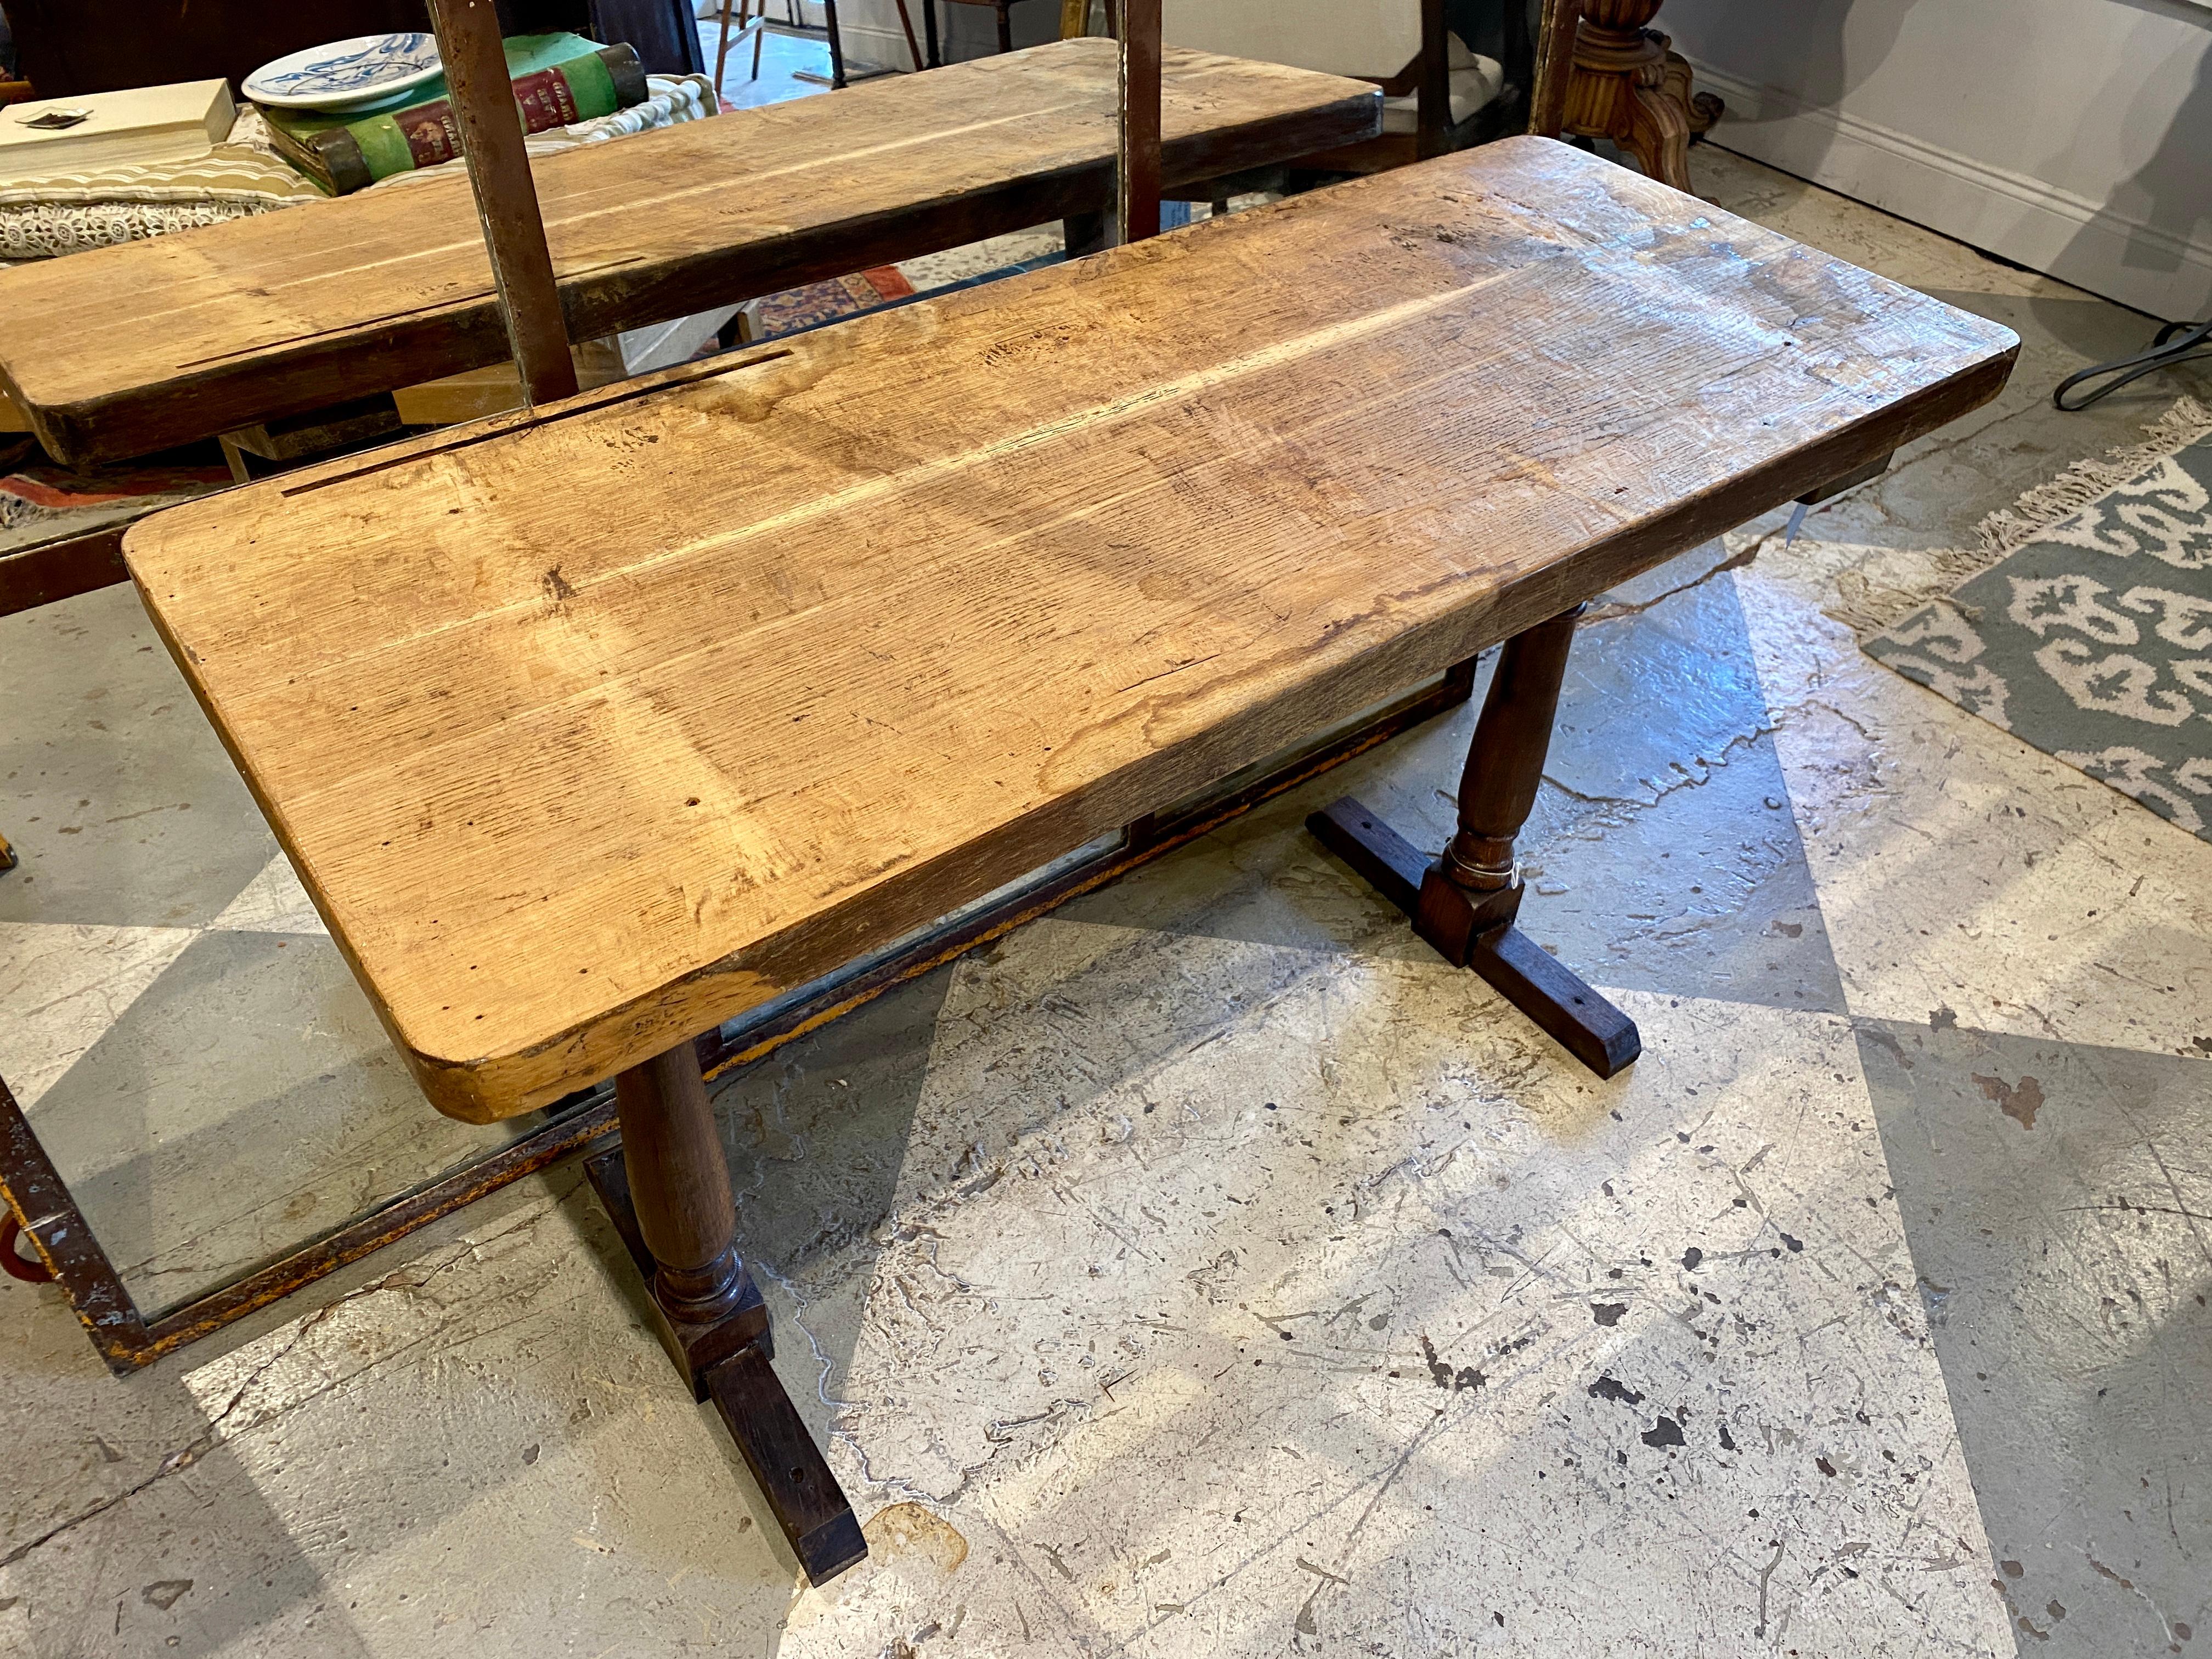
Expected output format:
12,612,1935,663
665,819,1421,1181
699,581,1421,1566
0,584,274,929
1858,1017,2210,1656
29,929,567,1313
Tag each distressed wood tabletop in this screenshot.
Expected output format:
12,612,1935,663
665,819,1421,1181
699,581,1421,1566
0,40,1378,465
126,138,2018,1122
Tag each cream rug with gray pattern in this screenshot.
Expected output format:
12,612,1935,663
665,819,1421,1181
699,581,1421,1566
1864,397,2212,842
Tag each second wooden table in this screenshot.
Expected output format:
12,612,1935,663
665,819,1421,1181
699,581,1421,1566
0,40,1378,465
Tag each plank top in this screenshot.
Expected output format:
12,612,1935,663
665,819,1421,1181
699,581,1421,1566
0,41,1378,465
127,139,2018,1124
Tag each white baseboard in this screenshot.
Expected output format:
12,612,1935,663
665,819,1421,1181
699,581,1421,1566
707,18,994,71
831,20,927,70
1688,61,2212,322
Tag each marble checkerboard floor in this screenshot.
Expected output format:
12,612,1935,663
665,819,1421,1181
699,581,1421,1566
1,146,2207,1657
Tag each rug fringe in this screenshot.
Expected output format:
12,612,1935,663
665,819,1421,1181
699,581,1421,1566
1832,394,2212,636
1972,393,2212,564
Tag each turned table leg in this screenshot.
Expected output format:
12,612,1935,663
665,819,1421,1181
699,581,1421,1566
615,1045,751,1328
1308,606,1641,1078
585,1038,866,1583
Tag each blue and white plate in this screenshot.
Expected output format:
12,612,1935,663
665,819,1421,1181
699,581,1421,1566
244,33,444,112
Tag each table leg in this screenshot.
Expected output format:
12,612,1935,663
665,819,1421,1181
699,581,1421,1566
585,1038,866,1584
1307,605,1641,1079
715,0,737,92
923,0,941,67
823,0,850,88
1063,210,1109,256
1115,0,1161,243
426,0,578,408
890,0,926,70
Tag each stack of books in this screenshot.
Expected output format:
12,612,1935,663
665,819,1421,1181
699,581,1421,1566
258,33,648,195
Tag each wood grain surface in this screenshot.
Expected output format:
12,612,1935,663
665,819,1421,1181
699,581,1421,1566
126,138,2018,1123
0,40,1379,465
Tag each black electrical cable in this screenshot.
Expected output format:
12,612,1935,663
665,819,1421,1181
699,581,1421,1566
2052,317,2212,411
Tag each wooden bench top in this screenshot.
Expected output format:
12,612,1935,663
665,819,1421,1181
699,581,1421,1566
126,138,2017,1124
0,41,1376,467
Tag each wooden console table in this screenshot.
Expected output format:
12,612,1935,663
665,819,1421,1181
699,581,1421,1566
122,136,2015,1575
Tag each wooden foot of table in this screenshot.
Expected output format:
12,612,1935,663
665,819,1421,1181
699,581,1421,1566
1307,605,1640,1079
583,1041,866,1585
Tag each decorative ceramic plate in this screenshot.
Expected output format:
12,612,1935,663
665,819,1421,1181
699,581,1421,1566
244,33,444,112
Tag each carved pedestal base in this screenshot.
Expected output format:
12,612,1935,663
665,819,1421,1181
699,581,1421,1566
1560,0,1722,193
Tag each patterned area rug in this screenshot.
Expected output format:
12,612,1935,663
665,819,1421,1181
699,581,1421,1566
1864,398,2212,841
738,264,916,342
733,249,1073,346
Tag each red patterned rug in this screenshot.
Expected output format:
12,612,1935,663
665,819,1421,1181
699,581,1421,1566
0,440,229,555
738,265,916,342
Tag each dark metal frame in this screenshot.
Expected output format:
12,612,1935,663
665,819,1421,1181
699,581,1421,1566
0,658,1476,1376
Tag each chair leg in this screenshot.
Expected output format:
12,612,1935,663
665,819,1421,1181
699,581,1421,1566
995,0,1014,53
714,0,736,94
890,0,925,70
824,0,850,87
923,0,942,66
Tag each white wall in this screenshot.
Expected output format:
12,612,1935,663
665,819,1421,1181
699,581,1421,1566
829,0,1063,72
1661,0,2212,320
695,0,1061,74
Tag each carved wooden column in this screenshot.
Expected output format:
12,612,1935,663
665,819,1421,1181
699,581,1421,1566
1557,0,1721,193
